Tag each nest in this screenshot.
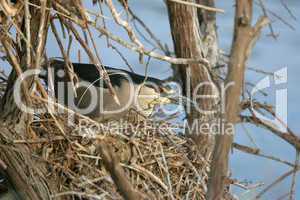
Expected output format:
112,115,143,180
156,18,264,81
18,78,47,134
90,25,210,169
0,89,237,200
24,108,211,200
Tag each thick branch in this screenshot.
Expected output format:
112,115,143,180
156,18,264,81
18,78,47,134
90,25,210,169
96,140,147,200
207,0,269,199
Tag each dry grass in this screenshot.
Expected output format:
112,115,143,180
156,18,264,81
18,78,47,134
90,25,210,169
23,107,210,199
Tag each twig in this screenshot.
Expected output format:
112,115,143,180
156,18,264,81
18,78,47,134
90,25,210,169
0,0,22,17
241,115,300,151
277,192,290,200
67,33,73,57
50,19,78,93
167,0,224,13
96,140,148,200
61,18,120,105
33,0,48,69
0,35,31,104
105,0,144,51
257,0,278,39
51,4,209,66
232,180,264,191
241,124,259,148
51,191,107,199
233,143,295,167
254,1,296,31
124,163,169,192
94,25,209,66
128,7,168,54
111,45,134,73
160,144,175,200
280,0,297,21
289,151,299,200
13,136,65,144
24,0,31,68
255,167,300,199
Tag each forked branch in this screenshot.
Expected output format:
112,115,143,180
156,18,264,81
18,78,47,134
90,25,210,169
207,1,269,199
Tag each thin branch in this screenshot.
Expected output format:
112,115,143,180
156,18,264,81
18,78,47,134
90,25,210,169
111,45,134,73
33,0,48,69
160,144,175,200
93,25,209,66
0,0,22,17
24,0,31,68
233,143,295,167
255,167,300,199
289,151,299,200
241,115,300,151
49,3,209,66
280,0,297,21
257,0,278,39
267,8,296,30
96,140,148,200
50,19,78,93
167,0,224,13
128,7,169,54
254,1,296,31
0,34,31,104
51,191,107,199
105,0,144,51
61,18,121,105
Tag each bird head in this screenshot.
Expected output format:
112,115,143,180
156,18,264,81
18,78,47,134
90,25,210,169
136,81,174,117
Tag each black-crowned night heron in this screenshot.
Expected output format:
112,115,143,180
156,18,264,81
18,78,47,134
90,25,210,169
42,60,171,121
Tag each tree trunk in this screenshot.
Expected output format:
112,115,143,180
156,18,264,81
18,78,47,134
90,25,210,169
0,1,60,199
166,0,219,156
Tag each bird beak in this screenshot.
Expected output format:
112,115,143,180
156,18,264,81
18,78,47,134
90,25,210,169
155,85,175,105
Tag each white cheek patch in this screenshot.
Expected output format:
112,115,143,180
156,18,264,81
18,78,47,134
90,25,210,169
136,86,161,116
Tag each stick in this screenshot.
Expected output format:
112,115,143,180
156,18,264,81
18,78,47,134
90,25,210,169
167,0,224,13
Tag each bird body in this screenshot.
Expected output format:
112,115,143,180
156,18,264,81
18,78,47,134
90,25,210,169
42,60,170,121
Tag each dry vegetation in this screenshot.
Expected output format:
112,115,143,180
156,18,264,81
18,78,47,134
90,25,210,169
0,0,298,200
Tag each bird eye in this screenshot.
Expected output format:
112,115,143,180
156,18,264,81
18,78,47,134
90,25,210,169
56,69,65,78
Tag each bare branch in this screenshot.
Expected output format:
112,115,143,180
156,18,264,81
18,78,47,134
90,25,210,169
106,0,144,50
255,167,300,199
0,34,31,104
93,25,210,66
289,151,299,200
233,143,295,167
257,0,278,39
280,0,297,21
207,0,269,198
61,18,121,105
96,140,148,200
241,115,300,151
0,0,22,17
167,0,224,13
24,0,31,68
